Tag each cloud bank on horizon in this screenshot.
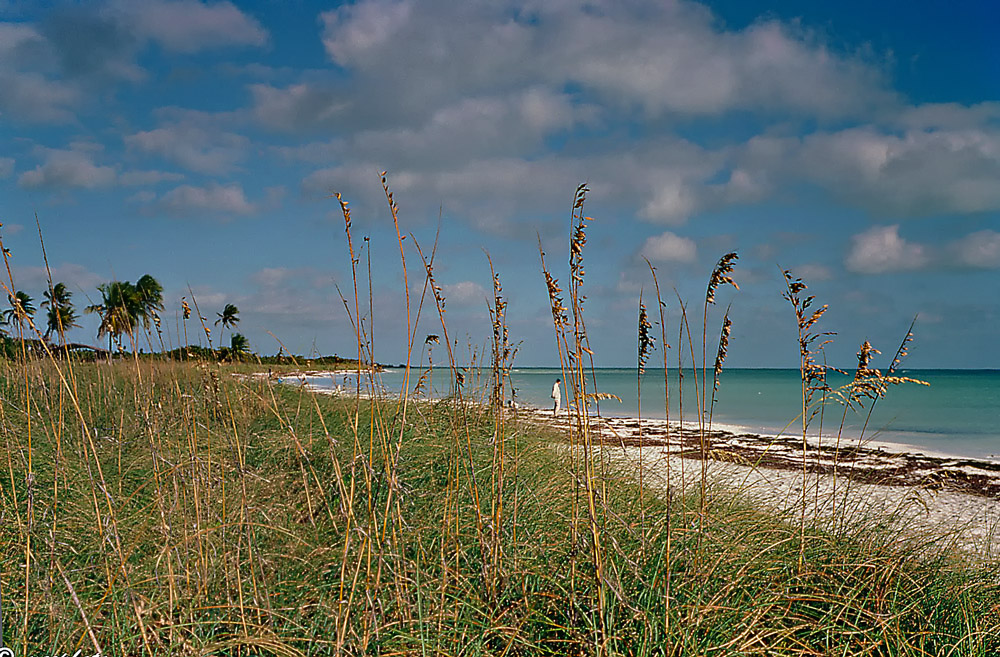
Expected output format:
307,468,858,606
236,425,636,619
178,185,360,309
1,0,997,367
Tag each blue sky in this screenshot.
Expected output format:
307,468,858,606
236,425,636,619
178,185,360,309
1,0,998,368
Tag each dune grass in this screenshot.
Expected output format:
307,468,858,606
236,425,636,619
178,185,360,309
0,356,998,656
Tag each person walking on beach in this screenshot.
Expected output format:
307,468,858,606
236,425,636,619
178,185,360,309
551,378,561,415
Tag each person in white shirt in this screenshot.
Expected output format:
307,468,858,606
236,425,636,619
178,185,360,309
551,378,561,415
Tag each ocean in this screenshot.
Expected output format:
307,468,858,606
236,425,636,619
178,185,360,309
306,367,1000,460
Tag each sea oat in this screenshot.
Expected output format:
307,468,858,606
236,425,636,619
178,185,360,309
637,300,655,375
706,252,739,306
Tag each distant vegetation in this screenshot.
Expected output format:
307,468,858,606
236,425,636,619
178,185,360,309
0,276,370,368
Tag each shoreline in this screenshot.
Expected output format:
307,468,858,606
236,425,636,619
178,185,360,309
272,370,999,467
267,372,1000,554
303,367,1000,462
518,407,1000,499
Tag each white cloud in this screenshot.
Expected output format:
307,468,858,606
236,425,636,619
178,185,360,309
125,124,249,174
736,111,1000,217
278,86,593,172
803,127,1000,216
126,190,157,203
18,147,116,189
251,267,295,287
0,2,266,126
118,170,184,186
157,183,256,216
186,287,226,310
0,71,79,123
846,225,929,274
321,0,413,67
318,0,891,123
13,263,104,293
108,0,268,53
898,102,1000,130
0,157,13,178
300,134,726,235
249,83,347,133
0,22,50,70
639,231,697,263
946,230,1000,269
791,264,834,282
639,178,699,224
245,266,339,331
441,281,486,307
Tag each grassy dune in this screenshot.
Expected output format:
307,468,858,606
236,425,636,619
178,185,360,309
1,357,998,656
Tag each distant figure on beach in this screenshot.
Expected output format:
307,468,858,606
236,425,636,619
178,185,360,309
551,378,561,415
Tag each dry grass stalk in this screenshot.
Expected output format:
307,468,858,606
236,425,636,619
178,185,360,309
636,294,655,544
566,184,610,650
486,251,518,598
642,258,676,635
708,306,733,432
780,267,835,569
701,253,739,501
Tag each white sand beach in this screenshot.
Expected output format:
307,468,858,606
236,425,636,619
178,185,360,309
519,408,1000,558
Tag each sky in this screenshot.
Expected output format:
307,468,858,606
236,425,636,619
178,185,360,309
1,0,998,369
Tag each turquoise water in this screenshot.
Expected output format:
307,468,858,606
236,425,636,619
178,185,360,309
311,368,1000,460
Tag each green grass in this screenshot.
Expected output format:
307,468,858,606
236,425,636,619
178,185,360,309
1,358,998,656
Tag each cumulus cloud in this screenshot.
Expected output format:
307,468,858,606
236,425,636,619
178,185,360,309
790,264,834,282
244,266,339,334
898,102,1000,130
639,178,700,224
0,1,267,124
39,7,145,83
847,226,1000,274
0,23,44,61
251,267,296,287
13,262,104,292
946,230,1000,269
126,190,157,203
266,1,1000,229
321,0,413,67
300,134,727,235
279,86,594,177
0,70,79,123
125,124,249,174
318,0,891,125
108,0,268,53
249,83,347,133
18,147,116,189
157,183,256,216
302,156,583,226
801,126,1000,216
441,281,486,307
737,110,1000,217
845,225,929,274
118,169,185,186
639,231,697,263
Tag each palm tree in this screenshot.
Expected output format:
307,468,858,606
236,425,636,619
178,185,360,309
229,332,249,358
42,282,79,344
215,303,240,343
86,275,164,352
135,274,164,330
4,291,36,335
86,281,141,351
